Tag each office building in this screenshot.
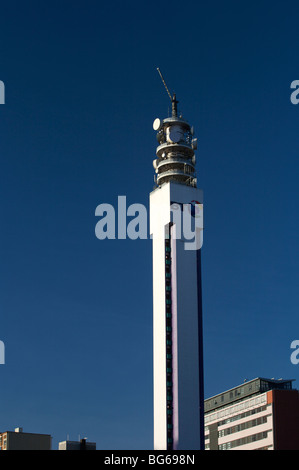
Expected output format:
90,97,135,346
204,377,299,450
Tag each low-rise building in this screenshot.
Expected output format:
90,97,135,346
0,427,52,450
58,438,96,450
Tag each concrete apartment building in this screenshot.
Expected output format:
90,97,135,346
204,377,299,450
0,427,52,450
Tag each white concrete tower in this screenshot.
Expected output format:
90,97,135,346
150,77,204,450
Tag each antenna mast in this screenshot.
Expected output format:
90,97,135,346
157,67,172,101
156,67,178,117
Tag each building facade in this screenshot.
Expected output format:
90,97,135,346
58,438,96,450
204,377,299,450
0,427,52,450
150,91,204,450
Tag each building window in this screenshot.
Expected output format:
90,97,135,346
165,231,173,451
218,415,268,438
218,431,268,450
217,406,267,426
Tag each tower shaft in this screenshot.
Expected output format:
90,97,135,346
150,182,204,450
151,95,204,449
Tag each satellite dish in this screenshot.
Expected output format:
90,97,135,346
153,118,161,131
191,138,198,150
168,126,182,143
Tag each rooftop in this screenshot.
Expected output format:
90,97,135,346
204,377,295,414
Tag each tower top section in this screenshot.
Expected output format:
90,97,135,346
153,69,198,188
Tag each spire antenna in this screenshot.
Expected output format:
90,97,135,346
156,68,179,117
156,67,172,102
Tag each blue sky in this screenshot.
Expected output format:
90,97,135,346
0,0,298,450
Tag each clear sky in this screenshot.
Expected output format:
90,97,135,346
0,0,298,450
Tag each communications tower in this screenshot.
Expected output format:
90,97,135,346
150,71,204,450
